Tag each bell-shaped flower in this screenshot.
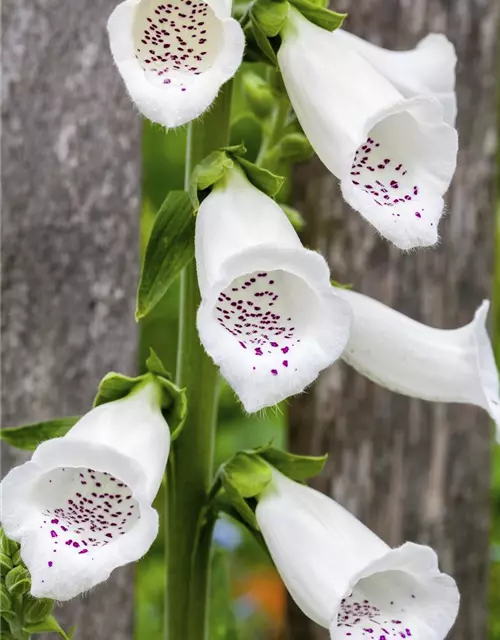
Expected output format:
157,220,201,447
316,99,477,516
277,8,459,251
335,288,500,439
256,468,460,639
107,0,245,128
334,30,457,126
0,378,170,600
195,165,352,413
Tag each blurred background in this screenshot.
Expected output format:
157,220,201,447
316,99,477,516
2,1,499,639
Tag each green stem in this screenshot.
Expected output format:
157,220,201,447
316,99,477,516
166,83,233,640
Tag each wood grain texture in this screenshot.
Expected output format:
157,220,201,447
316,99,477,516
287,0,498,638
2,0,141,637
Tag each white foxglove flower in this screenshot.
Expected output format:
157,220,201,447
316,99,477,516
107,0,245,128
256,468,460,639
278,9,459,251
195,165,352,413
1,378,169,600
335,30,457,126
335,289,500,438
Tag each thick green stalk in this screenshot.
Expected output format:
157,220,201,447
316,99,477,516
167,84,233,640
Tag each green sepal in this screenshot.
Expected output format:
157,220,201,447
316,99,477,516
288,0,346,31
331,279,353,290
93,369,187,442
189,150,235,208
136,190,195,320
250,0,290,37
0,417,80,452
23,597,54,625
280,204,305,231
0,583,12,614
0,531,19,560
222,452,272,498
241,73,276,119
5,566,31,597
145,347,171,379
0,554,13,577
236,157,285,198
23,615,73,640
258,447,328,482
245,21,278,65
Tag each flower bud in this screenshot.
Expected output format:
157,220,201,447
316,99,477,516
0,530,18,558
242,72,276,119
5,566,31,596
0,553,13,577
23,597,55,624
0,582,12,614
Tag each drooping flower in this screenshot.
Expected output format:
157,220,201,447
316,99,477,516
335,288,500,439
107,0,245,128
278,8,459,251
256,468,460,639
1,378,170,600
195,165,352,413
334,30,457,126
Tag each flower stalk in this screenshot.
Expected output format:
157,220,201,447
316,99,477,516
166,83,233,640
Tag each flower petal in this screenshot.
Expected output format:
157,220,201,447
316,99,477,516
0,380,169,600
336,289,500,438
196,167,352,412
278,9,458,250
1,439,158,600
107,0,244,128
330,542,460,640
334,31,457,126
256,469,389,628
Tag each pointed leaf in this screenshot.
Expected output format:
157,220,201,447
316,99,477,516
189,150,235,207
145,347,171,379
136,191,195,320
259,447,328,481
289,0,346,31
236,157,285,198
222,452,272,498
0,417,80,452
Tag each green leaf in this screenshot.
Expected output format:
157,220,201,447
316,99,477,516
24,615,73,639
259,447,328,482
251,0,290,37
156,376,187,441
145,347,171,379
189,150,234,207
289,0,346,31
136,191,195,320
222,452,272,498
236,157,285,198
0,417,80,452
280,203,305,231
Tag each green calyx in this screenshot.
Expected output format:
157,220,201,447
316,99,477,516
94,352,187,441
212,445,328,533
189,144,285,210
